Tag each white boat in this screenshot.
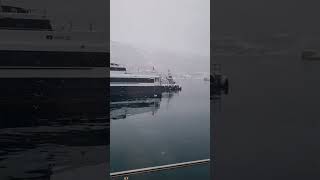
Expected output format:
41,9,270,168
0,2,108,121
204,77,210,81
0,3,108,77
160,70,182,91
110,63,162,100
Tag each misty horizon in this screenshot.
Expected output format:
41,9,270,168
111,40,210,76
111,0,210,74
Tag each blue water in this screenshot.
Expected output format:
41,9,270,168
111,79,210,179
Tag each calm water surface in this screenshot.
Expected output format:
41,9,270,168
0,108,109,180
111,79,210,180
212,54,320,180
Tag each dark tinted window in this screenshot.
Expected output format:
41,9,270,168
110,67,126,71
111,77,154,83
0,51,108,67
0,18,52,30
1,6,28,13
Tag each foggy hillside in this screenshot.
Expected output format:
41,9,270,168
111,41,210,75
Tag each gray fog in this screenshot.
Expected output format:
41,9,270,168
111,0,210,75
111,0,210,55
4,0,209,74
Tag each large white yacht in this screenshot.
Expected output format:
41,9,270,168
0,4,108,76
0,3,108,122
110,63,162,100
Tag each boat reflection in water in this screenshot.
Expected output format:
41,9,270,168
111,98,161,120
110,91,178,121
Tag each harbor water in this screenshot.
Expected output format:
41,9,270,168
212,52,320,179
111,79,210,180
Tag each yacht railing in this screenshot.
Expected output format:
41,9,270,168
0,6,47,15
110,159,210,179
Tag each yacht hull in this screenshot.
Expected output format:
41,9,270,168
0,50,107,66
110,85,162,101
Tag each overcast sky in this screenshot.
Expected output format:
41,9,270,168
111,0,210,56
9,0,210,55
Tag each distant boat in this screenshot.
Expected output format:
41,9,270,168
211,64,229,96
160,70,182,91
302,49,320,60
203,77,210,81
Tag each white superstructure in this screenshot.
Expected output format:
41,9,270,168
110,63,161,87
0,3,108,78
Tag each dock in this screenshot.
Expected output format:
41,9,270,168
110,159,210,179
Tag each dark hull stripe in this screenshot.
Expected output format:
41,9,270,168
0,78,108,101
0,50,109,67
0,18,52,31
110,86,162,101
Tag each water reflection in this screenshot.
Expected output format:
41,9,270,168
210,77,229,113
210,54,320,179
0,103,109,180
210,73,229,179
111,80,210,180
111,98,160,120
110,92,178,121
